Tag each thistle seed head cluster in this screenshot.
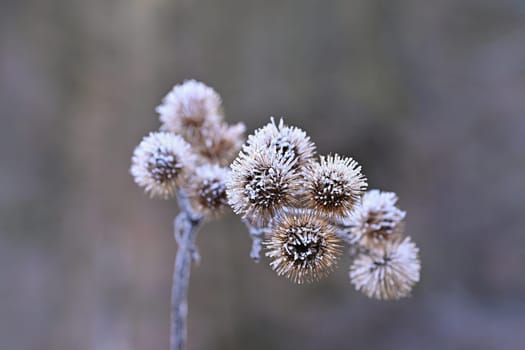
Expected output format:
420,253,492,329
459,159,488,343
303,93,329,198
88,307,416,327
227,118,371,284
156,79,245,166
131,79,421,302
226,117,420,298
131,80,245,219
343,189,420,300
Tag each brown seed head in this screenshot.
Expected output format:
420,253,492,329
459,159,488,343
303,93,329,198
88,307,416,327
265,209,342,284
305,154,367,219
157,80,223,146
130,132,194,199
188,164,230,218
226,147,301,224
245,118,316,170
197,122,246,166
344,189,406,248
349,236,420,300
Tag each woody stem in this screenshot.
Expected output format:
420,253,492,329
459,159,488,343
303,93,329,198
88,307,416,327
171,191,202,350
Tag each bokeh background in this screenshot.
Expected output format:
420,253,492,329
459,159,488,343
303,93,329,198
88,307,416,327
2,0,525,349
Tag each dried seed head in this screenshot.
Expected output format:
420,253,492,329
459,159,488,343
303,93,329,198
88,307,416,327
304,154,367,219
349,236,420,300
157,80,223,144
198,122,246,166
245,118,316,170
345,189,406,247
226,147,301,224
130,132,194,199
187,164,230,218
265,209,342,284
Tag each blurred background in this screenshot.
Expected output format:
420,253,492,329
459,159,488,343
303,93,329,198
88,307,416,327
1,0,525,349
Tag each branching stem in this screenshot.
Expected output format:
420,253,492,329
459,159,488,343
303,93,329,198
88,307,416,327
171,191,202,350
242,218,269,262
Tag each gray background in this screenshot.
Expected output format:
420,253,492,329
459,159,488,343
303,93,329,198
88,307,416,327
1,0,525,349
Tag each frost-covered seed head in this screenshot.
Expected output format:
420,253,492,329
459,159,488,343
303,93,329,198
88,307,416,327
244,118,316,170
226,147,301,224
157,80,223,145
349,236,420,300
344,189,406,247
265,209,342,284
198,122,246,166
130,132,194,199
305,154,367,219
188,164,230,218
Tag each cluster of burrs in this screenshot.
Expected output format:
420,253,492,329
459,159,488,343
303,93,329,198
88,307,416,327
131,80,420,300
131,79,245,218
227,117,420,299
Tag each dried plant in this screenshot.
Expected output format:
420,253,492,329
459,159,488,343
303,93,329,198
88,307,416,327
130,79,421,350
303,154,367,219
265,208,342,284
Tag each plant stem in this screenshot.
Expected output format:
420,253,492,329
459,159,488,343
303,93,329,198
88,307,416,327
242,218,267,262
171,192,202,350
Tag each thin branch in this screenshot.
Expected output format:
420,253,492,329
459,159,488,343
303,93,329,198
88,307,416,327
242,218,269,262
171,191,202,350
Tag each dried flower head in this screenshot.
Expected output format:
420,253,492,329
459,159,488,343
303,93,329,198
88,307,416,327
187,164,230,218
245,118,316,169
226,147,301,224
349,236,420,300
157,80,223,144
345,189,406,247
198,122,246,166
265,209,342,284
304,154,367,219
130,132,194,199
